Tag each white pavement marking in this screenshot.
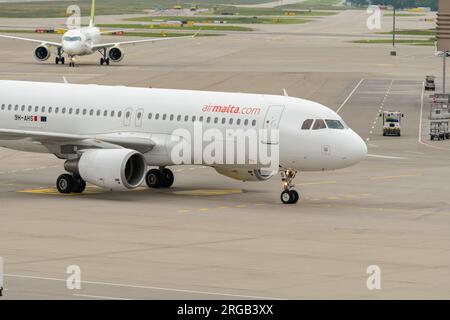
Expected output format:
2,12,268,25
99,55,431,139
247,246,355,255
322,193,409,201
336,79,364,114
4,274,282,300
367,154,407,160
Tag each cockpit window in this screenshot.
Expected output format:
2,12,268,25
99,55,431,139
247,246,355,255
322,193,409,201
301,119,314,130
312,119,326,130
325,120,345,129
63,36,81,42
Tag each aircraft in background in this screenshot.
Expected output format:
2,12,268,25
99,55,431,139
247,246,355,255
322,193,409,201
0,0,198,67
0,80,367,204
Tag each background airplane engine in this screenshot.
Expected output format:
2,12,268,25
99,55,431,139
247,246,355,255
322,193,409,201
107,46,125,62
34,45,51,61
214,167,276,182
65,149,146,191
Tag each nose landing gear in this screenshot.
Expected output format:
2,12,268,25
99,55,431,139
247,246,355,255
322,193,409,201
280,169,299,204
68,56,76,67
55,48,65,65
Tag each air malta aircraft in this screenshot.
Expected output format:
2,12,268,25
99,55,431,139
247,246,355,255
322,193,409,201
0,0,197,67
0,80,367,204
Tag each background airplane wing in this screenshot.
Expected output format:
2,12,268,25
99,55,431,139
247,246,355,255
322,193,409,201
0,34,61,47
91,33,198,50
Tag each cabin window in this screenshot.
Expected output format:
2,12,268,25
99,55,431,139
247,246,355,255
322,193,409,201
214,117,219,124
207,117,211,123
76,109,80,115
301,119,314,130
90,109,94,116
237,119,241,125
184,115,189,122
244,119,249,126
118,111,122,118
229,118,233,125
177,115,181,121
312,119,326,130
14,105,18,111
62,108,66,114
41,106,45,112
96,110,101,116
199,116,203,122
252,120,257,126
21,105,25,112
8,104,12,111
111,111,115,117
192,116,196,122
35,106,39,112
162,114,167,120
83,109,87,115
155,113,159,120
28,105,32,112
170,114,174,121
103,110,108,117
1,104,5,110
221,118,226,124
148,113,152,120
69,108,73,115
137,112,142,119
55,107,59,114
48,107,53,113
325,120,345,130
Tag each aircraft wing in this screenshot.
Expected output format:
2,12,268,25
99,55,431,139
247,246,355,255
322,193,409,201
91,33,198,50
0,34,62,47
0,129,155,154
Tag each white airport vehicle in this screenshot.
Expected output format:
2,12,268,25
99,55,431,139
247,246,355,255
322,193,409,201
0,80,367,204
0,0,197,67
380,111,404,136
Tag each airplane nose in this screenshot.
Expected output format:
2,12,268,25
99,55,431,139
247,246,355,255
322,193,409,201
349,130,368,163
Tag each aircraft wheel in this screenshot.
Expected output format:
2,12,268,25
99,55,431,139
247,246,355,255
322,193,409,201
281,190,299,204
61,57,65,65
160,169,174,188
100,58,104,65
106,58,110,66
72,176,86,193
55,57,60,64
57,174,74,194
146,169,162,188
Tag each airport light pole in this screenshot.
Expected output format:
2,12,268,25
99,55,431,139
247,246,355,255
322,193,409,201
391,6,397,56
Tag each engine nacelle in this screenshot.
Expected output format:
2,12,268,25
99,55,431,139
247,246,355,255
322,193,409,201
34,45,51,61
65,149,146,191
214,167,276,182
107,46,125,62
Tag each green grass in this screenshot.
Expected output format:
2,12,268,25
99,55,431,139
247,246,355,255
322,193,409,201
353,38,435,46
98,23,253,32
378,29,436,36
277,0,345,10
211,6,338,17
0,0,280,18
126,16,310,25
0,29,36,34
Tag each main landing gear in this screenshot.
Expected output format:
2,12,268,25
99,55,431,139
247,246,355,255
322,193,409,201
280,169,299,204
56,174,86,194
55,48,65,65
145,167,174,189
99,48,110,66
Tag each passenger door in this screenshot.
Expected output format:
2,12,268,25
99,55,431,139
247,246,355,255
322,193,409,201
135,108,144,127
262,105,284,144
123,108,133,127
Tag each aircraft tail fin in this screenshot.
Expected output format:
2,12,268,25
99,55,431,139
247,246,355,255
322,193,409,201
89,0,95,27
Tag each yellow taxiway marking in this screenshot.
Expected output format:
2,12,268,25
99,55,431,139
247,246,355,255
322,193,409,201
17,186,104,196
297,180,337,186
370,174,421,180
173,189,243,196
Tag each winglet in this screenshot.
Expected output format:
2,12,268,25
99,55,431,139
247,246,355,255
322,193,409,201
283,88,289,97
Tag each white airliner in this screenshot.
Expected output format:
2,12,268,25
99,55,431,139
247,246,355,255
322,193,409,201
0,80,367,204
0,0,196,67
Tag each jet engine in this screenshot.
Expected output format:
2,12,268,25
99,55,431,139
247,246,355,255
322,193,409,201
34,45,51,61
65,149,146,191
107,46,125,62
214,167,276,182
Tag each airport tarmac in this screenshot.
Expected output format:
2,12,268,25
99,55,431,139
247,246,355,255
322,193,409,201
0,10,449,300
